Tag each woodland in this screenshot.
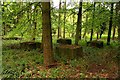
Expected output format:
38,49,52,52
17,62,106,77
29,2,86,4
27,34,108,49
1,0,120,78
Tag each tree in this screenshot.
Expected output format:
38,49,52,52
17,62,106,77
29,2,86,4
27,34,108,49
112,25,116,40
32,4,37,41
83,3,88,39
90,2,96,41
107,3,114,45
75,0,82,45
116,2,120,44
58,0,62,38
100,22,106,39
71,9,76,38
112,4,118,40
116,1,120,77
41,2,54,67
63,1,66,38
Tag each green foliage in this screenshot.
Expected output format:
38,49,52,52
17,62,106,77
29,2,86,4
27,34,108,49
2,39,118,78
2,40,44,78
1,1,119,78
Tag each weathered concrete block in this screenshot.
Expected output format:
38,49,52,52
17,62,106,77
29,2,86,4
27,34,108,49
87,40,103,48
57,38,72,45
2,37,22,40
55,44,83,60
20,42,42,50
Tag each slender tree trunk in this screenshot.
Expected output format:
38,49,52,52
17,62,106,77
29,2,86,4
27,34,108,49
116,2,120,43
75,1,82,45
83,10,88,38
2,2,5,36
100,33,102,39
71,9,75,38
90,2,96,41
58,0,62,38
107,3,114,45
96,3,101,40
27,4,30,37
63,1,66,38
3,22,6,36
33,21,36,41
79,1,82,40
30,5,33,40
112,6,117,40
112,26,116,40
33,4,36,41
118,27,120,42
41,2,54,67
118,25,120,44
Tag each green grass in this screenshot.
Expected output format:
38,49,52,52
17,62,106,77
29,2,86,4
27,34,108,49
1,39,119,78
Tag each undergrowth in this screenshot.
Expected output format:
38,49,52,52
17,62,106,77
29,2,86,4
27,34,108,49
1,40,119,78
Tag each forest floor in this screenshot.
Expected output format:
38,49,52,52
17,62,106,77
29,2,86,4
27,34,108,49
1,39,119,78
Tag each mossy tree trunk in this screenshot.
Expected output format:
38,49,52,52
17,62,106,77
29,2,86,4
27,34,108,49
41,2,54,67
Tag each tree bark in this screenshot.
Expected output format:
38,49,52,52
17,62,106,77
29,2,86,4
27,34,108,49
58,0,62,38
41,2,54,67
33,4,37,41
75,1,82,45
83,9,88,39
90,2,96,41
2,2,6,36
112,4,118,40
116,2,120,44
116,1,120,78
71,9,75,38
63,1,66,38
107,3,114,45
112,26,116,40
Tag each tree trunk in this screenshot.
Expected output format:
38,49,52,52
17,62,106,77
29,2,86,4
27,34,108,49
112,5,118,40
75,1,82,45
41,2,54,67
100,33,102,39
3,22,6,36
107,3,114,45
116,2,120,44
116,1,120,44
116,1,120,78
83,9,88,39
118,25,120,43
63,1,66,38
118,27,120,42
2,3,6,36
90,2,96,41
71,9,75,38
112,26,116,40
58,0,62,38
33,4,37,41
